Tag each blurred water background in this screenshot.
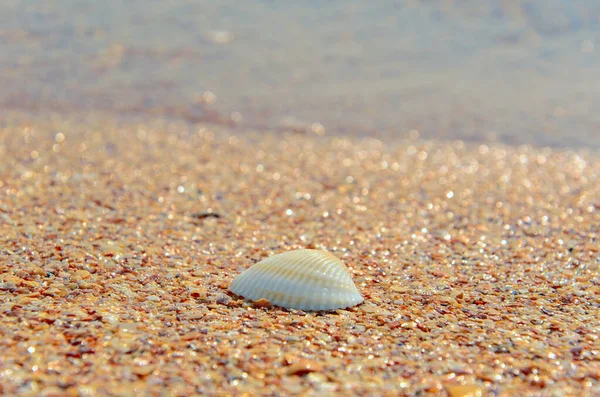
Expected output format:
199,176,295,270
0,0,598,147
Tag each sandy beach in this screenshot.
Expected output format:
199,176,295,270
2,1,599,395
0,115,598,396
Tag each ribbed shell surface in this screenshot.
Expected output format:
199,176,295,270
229,249,363,311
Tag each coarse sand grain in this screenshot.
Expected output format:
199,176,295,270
0,116,599,396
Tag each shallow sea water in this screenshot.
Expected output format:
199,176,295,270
1,0,598,147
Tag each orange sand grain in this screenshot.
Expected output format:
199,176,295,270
0,116,599,396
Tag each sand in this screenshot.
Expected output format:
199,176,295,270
0,116,599,396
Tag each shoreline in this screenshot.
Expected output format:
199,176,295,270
3,109,600,152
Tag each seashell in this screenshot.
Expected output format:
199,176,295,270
229,249,363,311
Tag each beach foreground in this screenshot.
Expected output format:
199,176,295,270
0,116,599,396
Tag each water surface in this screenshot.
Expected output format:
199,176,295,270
1,0,598,147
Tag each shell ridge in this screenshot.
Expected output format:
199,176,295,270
248,264,273,300
229,268,251,295
286,253,311,308
318,257,341,309
257,258,282,300
266,252,306,306
297,253,318,309
276,252,308,308
269,257,298,306
262,257,291,303
334,263,359,308
278,257,301,307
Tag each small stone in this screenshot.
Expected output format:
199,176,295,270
78,281,94,289
190,288,207,299
187,310,205,320
74,270,91,279
253,298,271,308
446,384,484,397
0,282,17,292
132,365,156,376
119,323,137,332
216,293,230,305
286,360,323,376
43,287,68,297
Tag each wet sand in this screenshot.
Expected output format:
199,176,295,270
0,115,598,396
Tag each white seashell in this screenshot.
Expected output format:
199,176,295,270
229,249,363,311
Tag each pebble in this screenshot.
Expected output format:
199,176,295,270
286,360,323,376
446,384,484,397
